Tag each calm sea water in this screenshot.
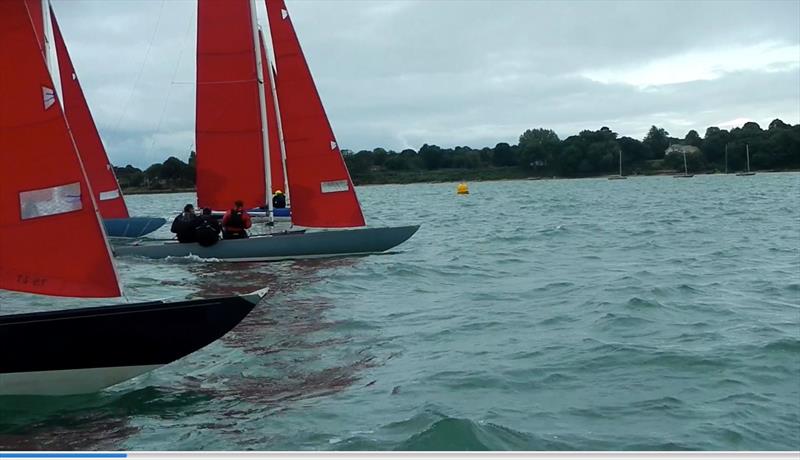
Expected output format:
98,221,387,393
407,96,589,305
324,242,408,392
1,173,798,451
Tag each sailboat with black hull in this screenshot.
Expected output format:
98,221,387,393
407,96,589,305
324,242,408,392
0,0,265,396
115,0,419,262
39,3,166,238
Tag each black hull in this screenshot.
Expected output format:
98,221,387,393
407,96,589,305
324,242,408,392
0,291,263,395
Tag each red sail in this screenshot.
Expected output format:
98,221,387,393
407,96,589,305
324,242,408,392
265,0,365,228
259,30,286,195
24,0,44,57
196,0,266,211
51,9,129,219
0,0,120,298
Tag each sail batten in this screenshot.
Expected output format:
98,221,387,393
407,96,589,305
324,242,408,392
196,0,267,211
265,0,365,228
1,0,120,298
51,8,129,219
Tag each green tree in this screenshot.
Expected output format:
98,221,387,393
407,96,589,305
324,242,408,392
684,130,702,147
519,128,560,170
419,144,443,170
643,126,670,159
492,142,515,166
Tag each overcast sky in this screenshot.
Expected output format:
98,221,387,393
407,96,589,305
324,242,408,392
50,0,800,168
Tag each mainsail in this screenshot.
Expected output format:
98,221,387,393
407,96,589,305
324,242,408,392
0,0,121,298
51,8,129,219
196,0,267,211
265,0,365,228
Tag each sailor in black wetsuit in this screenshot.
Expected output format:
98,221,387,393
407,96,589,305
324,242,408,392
195,207,222,247
272,190,286,209
171,204,200,243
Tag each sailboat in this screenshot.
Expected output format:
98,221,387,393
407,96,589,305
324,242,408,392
37,4,166,238
736,144,756,176
673,150,694,178
608,149,627,180
0,0,264,396
115,0,419,262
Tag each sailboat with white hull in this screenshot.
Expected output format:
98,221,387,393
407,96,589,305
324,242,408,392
673,151,694,178
736,144,756,176
608,149,627,180
116,0,419,262
0,0,264,396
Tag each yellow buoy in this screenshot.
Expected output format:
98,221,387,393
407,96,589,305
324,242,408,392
456,182,469,195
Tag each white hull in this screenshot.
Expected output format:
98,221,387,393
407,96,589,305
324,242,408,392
0,364,159,396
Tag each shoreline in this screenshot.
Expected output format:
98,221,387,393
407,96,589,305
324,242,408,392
120,169,799,194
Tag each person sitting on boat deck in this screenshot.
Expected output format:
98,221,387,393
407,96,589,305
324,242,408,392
171,204,199,243
272,190,286,209
195,207,222,247
222,200,252,239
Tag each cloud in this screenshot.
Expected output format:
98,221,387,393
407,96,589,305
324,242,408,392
50,0,800,167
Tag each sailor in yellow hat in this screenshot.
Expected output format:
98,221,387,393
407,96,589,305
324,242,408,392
272,189,286,208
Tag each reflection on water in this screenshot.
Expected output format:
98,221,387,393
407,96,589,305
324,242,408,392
0,252,374,450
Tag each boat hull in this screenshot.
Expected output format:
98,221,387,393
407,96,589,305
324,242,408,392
0,292,263,395
104,217,167,238
114,225,420,262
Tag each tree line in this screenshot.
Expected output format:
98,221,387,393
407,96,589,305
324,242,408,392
114,119,799,191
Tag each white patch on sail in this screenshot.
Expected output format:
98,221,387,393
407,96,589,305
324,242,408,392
99,190,120,201
330,141,337,150
281,9,289,19
19,182,82,220
321,180,349,194
42,86,56,110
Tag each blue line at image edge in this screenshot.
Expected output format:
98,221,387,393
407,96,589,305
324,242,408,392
0,455,126,459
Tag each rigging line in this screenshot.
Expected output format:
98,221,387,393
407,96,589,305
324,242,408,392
146,5,195,157
108,0,166,134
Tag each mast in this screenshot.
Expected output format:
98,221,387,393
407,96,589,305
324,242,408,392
618,149,623,176
725,144,728,174
41,0,50,68
249,0,273,226
683,151,688,175
263,31,291,206
746,144,751,173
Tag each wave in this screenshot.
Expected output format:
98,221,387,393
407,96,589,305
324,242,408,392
393,416,571,451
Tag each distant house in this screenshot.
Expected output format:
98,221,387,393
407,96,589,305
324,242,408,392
664,144,701,156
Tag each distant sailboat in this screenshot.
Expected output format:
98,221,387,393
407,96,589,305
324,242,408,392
673,150,694,178
608,149,627,180
0,0,263,396
45,5,166,237
736,144,756,176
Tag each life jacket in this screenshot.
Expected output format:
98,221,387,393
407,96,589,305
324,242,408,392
195,219,219,247
227,209,245,229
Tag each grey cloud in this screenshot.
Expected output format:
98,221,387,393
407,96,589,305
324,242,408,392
50,0,799,167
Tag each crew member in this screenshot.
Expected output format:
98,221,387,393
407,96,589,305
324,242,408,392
222,200,252,239
272,190,287,209
195,207,222,247
171,204,199,243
